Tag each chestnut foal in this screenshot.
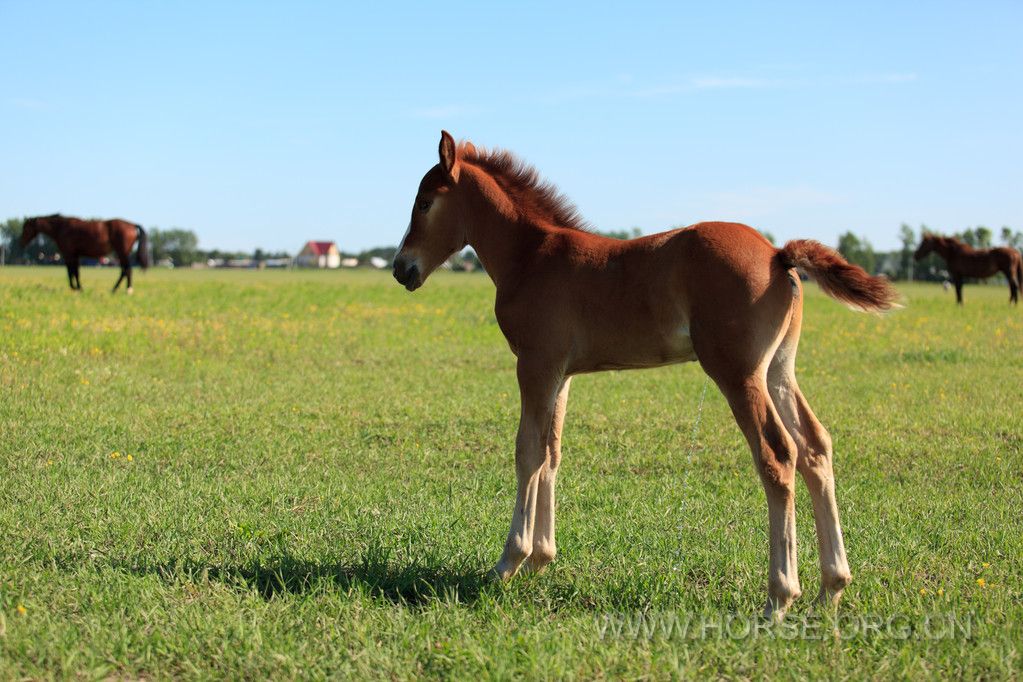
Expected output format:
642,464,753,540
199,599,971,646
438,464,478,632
393,132,899,618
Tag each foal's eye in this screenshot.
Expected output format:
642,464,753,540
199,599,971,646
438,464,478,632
418,199,433,212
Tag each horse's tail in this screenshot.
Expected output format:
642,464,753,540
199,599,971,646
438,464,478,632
1015,254,1023,291
778,239,901,313
135,224,150,270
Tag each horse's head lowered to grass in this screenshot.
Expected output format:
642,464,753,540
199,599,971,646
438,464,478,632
19,215,45,248
392,131,471,291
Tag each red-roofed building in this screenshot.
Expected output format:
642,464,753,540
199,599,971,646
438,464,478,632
296,241,341,269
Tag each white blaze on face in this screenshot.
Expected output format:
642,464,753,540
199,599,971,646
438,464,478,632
397,195,444,267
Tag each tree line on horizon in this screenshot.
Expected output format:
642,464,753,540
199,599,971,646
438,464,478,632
2,217,1021,280
833,224,1023,282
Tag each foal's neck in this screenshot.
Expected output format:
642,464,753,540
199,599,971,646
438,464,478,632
462,172,550,292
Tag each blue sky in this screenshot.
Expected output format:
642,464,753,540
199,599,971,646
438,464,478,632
2,1,1020,253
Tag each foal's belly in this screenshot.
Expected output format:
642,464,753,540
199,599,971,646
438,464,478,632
573,323,698,373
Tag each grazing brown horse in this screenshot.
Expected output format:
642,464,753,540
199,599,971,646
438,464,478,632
21,214,149,293
393,132,899,618
914,233,1022,305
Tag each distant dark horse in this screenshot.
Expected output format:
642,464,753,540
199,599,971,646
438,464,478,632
21,214,149,293
915,234,1022,305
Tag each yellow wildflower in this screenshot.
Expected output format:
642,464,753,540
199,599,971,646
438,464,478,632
126,454,133,462
919,588,927,596
982,562,990,569
16,604,26,616
977,578,986,588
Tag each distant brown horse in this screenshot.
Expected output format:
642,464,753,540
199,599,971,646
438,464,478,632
21,214,149,293
915,234,1022,305
393,131,900,618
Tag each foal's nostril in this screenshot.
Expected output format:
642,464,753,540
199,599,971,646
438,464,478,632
393,257,421,291
393,258,408,284
405,264,421,290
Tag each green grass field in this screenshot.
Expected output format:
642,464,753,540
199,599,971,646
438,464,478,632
1,266,1021,679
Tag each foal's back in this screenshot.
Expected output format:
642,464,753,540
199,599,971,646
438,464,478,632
506,222,792,375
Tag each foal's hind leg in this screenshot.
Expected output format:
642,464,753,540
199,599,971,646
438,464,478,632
491,357,564,581
768,314,852,608
693,279,802,618
717,374,802,619
523,377,571,574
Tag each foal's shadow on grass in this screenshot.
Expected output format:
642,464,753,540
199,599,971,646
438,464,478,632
103,553,492,607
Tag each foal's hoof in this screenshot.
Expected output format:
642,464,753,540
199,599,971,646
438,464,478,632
763,588,801,621
488,562,520,583
519,561,548,576
126,287,134,295
815,571,851,610
762,602,790,622
486,567,508,583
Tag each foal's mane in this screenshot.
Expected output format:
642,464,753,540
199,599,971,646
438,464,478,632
458,143,591,232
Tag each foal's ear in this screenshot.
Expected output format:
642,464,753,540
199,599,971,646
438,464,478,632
439,130,460,182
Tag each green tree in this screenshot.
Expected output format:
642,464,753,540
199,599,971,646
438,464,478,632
1000,226,1022,250
1,218,24,264
898,223,916,280
974,226,992,248
836,232,876,274
150,228,200,266
956,226,992,249
357,245,398,263
595,227,642,240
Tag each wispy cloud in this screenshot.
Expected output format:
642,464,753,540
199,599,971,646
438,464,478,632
629,76,791,98
854,72,918,84
691,76,786,90
408,105,480,120
9,97,48,110
555,69,917,102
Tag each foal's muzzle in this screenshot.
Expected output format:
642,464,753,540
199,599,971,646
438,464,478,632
392,256,422,292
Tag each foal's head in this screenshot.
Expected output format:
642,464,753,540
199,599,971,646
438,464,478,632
393,131,470,291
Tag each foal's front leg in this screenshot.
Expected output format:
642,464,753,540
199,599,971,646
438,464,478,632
490,359,564,581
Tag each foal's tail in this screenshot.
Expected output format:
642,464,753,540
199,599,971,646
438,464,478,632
778,240,901,313
135,224,150,270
